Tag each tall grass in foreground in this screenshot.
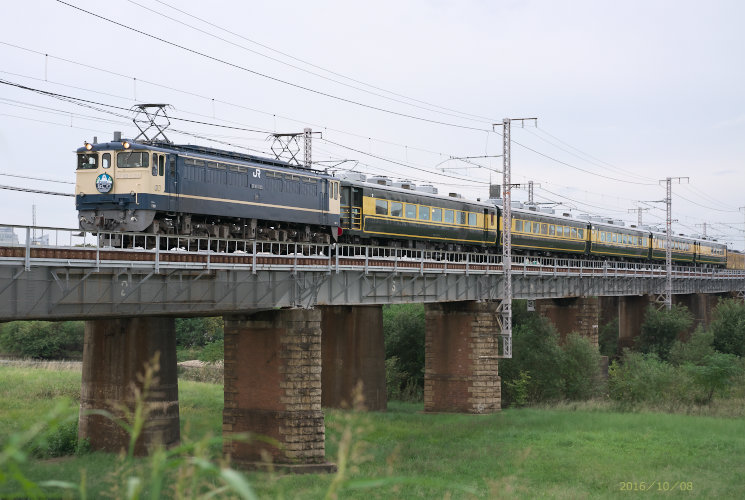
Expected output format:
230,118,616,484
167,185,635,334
4,362,745,498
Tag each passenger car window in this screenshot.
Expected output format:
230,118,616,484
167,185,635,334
432,208,442,222
468,213,477,226
419,206,430,221
390,202,403,217
444,210,454,223
405,204,416,218
375,200,388,215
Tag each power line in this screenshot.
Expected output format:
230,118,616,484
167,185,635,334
0,171,74,185
55,0,490,132
153,0,496,123
0,184,74,197
127,0,494,125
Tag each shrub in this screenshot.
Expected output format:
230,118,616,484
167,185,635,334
608,350,682,405
175,317,224,348
0,321,84,359
500,315,565,405
30,420,89,458
709,298,745,356
669,328,716,366
503,371,531,407
199,340,224,363
684,352,742,404
383,304,425,395
598,318,619,358
561,333,603,400
636,305,693,360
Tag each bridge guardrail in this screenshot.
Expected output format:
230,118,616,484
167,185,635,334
0,224,743,280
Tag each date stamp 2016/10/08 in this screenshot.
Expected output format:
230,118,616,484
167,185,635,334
619,481,693,492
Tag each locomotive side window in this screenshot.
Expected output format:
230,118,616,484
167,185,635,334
117,151,149,168
102,153,111,169
420,206,430,221
77,153,98,170
159,155,165,176
375,200,388,215
432,208,443,222
390,202,403,217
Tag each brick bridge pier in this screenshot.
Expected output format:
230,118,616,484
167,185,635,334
77,293,724,467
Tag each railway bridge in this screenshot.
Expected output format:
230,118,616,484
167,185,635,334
1,224,744,470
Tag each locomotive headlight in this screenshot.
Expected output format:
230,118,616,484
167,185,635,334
122,141,130,149
84,142,92,150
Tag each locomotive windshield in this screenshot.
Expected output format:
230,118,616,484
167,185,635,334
117,151,150,168
77,153,98,170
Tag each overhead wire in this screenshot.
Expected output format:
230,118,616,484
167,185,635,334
55,0,491,132
152,0,497,123
127,0,494,125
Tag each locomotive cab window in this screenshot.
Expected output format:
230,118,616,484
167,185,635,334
375,200,388,215
77,153,98,170
102,153,111,169
117,151,149,168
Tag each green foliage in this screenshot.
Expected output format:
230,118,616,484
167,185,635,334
636,304,693,360
199,340,224,363
0,321,84,359
684,353,742,404
503,371,531,407
30,420,89,459
709,298,745,356
608,350,681,405
598,318,619,358
500,314,565,405
561,333,603,401
383,304,425,397
175,317,224,348
669,328,716,366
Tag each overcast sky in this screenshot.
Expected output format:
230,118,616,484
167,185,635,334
1,0,743,248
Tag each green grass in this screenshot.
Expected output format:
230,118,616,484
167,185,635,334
2,363,745,498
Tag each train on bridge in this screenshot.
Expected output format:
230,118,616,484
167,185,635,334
76,133,737,269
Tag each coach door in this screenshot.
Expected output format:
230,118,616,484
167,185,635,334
166,155,179,212
483,209,490,243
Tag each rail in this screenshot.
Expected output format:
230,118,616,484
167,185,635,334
0,223,743,280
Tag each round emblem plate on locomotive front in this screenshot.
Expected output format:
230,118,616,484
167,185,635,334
95,173,113,193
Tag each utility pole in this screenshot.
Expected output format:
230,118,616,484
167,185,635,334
695,222,708,238
493,117,537,358
740,207,745,251
628,206,650,227
660,177,689,310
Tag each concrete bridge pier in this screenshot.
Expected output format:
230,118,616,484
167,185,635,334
535,297,600,346
423,301,500,413
78,317,180,455
320,305,386,411
672,293,721,337
223,309,335,472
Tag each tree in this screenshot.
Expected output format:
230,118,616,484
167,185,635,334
383,304,425,392
0,321,84,359
709,298,745,357
635,305,693,361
